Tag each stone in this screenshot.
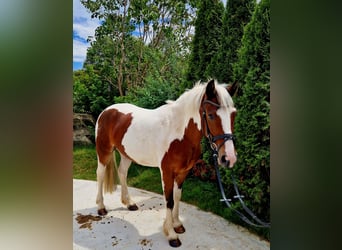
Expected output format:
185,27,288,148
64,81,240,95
73,113,95,145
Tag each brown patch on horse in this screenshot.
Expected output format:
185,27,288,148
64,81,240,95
161,118,202,207
201,93,228,159
163,118,202,172
96,109,133,164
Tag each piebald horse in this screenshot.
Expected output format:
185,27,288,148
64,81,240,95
95,79,237,247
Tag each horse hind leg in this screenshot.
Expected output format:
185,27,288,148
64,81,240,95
117,153,138,211
161,172,182,247
96,149,117,216
96,159,108,215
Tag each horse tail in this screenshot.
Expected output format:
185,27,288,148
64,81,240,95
103,150,119,193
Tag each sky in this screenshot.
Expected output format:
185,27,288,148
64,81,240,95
73,0,228,71
73,0,101,70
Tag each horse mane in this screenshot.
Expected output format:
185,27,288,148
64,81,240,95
164,81,204,115
166,79,233,110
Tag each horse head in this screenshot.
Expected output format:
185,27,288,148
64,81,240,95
201,79,237,168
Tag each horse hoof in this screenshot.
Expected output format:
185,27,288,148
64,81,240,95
169,238,182,247
97,208,108,216
174,225,186,234
128,204,139,211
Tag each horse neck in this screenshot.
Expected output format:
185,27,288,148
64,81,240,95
168,87,204,133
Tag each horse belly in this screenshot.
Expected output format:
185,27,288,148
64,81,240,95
121,127,166,167
122,140,161,167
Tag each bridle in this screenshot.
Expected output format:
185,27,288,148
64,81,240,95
201,99,270,228
201,99,235,155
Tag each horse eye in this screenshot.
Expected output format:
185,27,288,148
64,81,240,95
208,113,215,120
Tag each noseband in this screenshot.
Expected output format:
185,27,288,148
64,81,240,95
202,99,235,154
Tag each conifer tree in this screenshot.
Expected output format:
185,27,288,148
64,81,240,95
206,0,255,84
187,0,224,86
225,0,270,225
185,0,224,169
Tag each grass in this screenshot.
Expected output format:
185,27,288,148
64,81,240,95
73,145,269,240
73,145,97,180
126,164,163,194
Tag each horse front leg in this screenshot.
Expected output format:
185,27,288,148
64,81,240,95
172,180,186,234
162,172,182,247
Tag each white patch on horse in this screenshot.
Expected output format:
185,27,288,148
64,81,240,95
217,106,237,168
115,86,205,167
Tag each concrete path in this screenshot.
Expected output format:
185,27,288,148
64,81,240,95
73,179,270,250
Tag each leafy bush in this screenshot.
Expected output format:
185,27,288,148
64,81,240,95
114,75,178,109
73,65,115,118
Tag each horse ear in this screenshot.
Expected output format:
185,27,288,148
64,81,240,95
226,80,239,97
206,79,216,99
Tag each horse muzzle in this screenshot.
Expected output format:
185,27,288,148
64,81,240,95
208,133,236,168
219,154,236,168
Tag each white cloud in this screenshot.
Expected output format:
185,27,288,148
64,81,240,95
73,39,89,63
73,0,101,65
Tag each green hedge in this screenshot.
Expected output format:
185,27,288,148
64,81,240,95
222,0,270,229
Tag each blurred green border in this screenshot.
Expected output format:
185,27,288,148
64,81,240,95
1,0,342,249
